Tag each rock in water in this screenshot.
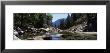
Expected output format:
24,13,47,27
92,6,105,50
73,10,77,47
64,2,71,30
13,35,20,40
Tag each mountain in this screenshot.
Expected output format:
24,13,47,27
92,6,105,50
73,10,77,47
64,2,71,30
52,19,62,28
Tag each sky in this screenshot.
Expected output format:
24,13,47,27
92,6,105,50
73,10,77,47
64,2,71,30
51,13,69,22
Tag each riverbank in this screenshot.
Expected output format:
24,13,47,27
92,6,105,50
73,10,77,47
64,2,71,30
24,32,97,40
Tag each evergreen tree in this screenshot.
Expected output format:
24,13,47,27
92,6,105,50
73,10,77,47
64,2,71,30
59,18,66,30
65,13,71,29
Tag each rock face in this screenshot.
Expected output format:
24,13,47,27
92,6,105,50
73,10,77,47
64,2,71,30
13,30,20,40
13,35,20,40
66,13,97,32
68,22,87,32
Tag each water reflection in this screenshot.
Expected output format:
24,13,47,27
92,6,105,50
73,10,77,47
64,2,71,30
51,34,61,40
43,34,61,40
14,31,97,40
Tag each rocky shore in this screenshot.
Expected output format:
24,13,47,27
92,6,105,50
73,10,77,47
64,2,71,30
13,26,97,40
13,20,97,40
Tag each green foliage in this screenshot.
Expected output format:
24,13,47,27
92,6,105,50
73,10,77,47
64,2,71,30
59,18,66,30
46,13,53,20
14,13,53,30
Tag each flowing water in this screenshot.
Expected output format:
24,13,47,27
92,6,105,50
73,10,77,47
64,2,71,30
50,34,61,40
14,31,97,40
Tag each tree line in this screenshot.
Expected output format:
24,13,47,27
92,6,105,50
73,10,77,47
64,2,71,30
58,13,97,32
14,13,53,31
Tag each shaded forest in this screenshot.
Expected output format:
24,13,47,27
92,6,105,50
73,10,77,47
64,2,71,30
14,13,53,31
